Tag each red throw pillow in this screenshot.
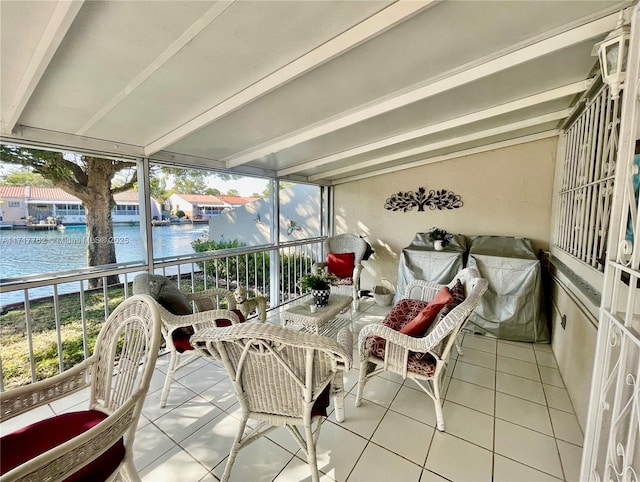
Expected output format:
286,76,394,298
400,286,453,337
327,252,355,278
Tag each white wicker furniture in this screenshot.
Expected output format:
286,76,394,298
133,273,249,408
191,322,353,482
0,295,161,482
282,294,352,334
312,233,368,311
355,268,488,431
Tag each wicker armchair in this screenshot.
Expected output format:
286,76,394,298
133,273,251,408
0,295,162,482
191,322,353,482
355,268,488,431
312,233,368,311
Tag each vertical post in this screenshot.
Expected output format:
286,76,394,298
269,179,280,305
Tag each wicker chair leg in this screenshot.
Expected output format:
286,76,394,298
354,361,369,407
120,456,142,482
304,421,321,482
160,349,180,408
332,375,346,422
222,417,248,482
432,380,445,432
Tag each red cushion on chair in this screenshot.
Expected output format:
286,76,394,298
399,287,453,337
171,309,247,352
327,252,355,278
0,409,125,481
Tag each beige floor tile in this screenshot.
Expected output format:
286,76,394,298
314,422,368,481
199,377,238,411
176,363,229,394
425,431,493,482
180,413,243,470
557,440,583,482
372,410,434,465
442,401,494,449
348,442,424,482
497,355,541,381
544,384,575,413
497,342,536,363
133,422,179,472
457,346,496,369
539,365,565,387
452,360,496,390
535,350,559,368
461,335,497,354
494,419,563,478
141,445,209,482
389,385,438,427
211,437,295,481
495,391,552,435
493,454,563,482
356,373,403,407
276,456,336,482
445,378,495,415
153,395,222,443
550,408,584,445
496,371,545,404
534,343,554,353
420,469,450,482
341,393,388,438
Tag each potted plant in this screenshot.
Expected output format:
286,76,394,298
300,269,336,307
428,228,452,251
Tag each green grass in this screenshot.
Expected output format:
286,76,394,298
0,287,127,390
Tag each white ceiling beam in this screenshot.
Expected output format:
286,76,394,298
75,1,235,136
144,0,435,156
308,110,570,181
225,12,619,169
331,131,559,185
278,80,589,177
3,0,84,134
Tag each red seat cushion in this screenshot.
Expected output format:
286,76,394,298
172,309,246,352
327,252,355,278
399,286,453,337
0,409,125,481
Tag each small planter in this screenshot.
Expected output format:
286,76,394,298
312,288,331,307
434,240,445,251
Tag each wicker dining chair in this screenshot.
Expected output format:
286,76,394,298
0,295,162,482
355,268,488,431
312,233,368,311
133,273,251,408
191,322,353,482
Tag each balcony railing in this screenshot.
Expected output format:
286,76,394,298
0,238,324,391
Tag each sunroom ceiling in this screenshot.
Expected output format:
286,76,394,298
0,0,634,185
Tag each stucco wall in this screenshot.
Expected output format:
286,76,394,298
333,137,558,290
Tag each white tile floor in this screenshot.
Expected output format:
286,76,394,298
1,298,585,482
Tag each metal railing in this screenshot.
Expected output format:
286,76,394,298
0,238,324,391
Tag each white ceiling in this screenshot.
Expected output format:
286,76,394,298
0,0,635,185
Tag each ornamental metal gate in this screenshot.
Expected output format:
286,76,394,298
581,4,640,480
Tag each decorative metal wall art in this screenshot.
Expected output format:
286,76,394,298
384,187,463,212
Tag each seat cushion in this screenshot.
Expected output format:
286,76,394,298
399,286,453,337
0,409,125,481
327,252,355,278
369,298,429,358
157,280,193,315
171,309,246,352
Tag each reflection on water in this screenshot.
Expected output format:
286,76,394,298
0,223,209,305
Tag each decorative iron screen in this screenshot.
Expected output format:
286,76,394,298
554,84,622,272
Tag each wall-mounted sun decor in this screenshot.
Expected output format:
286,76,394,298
384,187,463,212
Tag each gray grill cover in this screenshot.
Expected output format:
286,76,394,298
395,233,468,302
467,236,549,342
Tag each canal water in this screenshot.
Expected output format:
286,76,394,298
0,223,209,306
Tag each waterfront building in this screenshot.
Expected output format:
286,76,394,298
0,186,162,226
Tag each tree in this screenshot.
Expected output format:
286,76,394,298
205,187,221,196
0,145,136,288
225,189,240,196
0,168,54,187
